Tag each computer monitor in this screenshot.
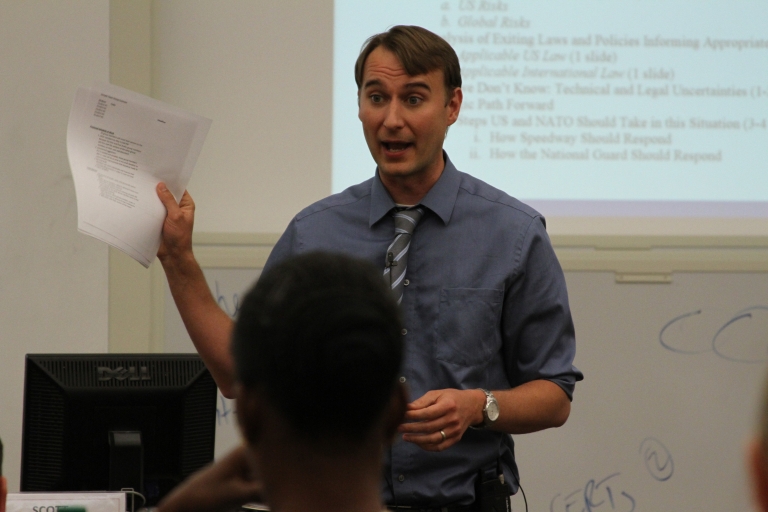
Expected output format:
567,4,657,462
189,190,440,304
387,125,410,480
20,354,217,507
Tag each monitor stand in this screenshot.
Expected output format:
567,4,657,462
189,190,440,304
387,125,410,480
109,430,144,497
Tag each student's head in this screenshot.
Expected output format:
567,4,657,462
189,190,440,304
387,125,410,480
231,252,406,455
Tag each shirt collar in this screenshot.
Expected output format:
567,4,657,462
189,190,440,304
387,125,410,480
369,152,461,227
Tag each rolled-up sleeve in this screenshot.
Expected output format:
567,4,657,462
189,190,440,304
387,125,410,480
502,216,583,399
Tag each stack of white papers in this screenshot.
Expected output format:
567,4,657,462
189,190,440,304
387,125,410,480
67,82,211,267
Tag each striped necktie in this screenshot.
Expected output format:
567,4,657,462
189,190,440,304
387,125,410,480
384,206,424,304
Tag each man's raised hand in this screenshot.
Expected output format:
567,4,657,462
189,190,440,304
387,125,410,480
156,182,195,263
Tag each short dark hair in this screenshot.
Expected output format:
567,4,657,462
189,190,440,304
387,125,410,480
232,252,403,443
354,25,462,99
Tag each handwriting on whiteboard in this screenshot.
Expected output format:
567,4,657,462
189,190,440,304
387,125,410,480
213,280,240,426
550,473,635,512
216,392,237,426
659,306,768,363
639,437,673,482
549,437,673,512
215,280,242,318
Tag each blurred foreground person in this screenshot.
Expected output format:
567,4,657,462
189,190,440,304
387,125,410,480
157,252,406,512
749,370,768,511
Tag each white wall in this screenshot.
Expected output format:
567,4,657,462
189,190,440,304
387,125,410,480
151,0,334,234
105,0,335,357
0,1,334,490
0,1,110,492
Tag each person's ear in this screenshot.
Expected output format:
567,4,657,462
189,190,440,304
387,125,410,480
382,382,408,443
235,385,264,446
748,438,768,511
445,87,462,127
357,90,363,119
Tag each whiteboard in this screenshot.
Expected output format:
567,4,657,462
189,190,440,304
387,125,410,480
164,266,768,510
512,271,768,512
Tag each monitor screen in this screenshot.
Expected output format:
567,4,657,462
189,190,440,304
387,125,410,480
20,354,217,507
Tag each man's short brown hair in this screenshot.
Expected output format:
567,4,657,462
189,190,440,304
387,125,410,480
354,25,462,99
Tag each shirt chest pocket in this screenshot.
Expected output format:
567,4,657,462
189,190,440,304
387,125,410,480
436,288,504,366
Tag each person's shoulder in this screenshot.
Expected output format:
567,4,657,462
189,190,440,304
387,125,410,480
294,178,374,221
456,170,542,221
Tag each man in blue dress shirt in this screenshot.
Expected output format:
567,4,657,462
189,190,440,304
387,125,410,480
157,25,582,511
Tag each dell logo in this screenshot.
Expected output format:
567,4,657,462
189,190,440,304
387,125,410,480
97,366,151,381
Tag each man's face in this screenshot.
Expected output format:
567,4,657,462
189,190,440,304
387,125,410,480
358,47,462,188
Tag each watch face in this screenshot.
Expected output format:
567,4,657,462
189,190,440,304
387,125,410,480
486,400,500,422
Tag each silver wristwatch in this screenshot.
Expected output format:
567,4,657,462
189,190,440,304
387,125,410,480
480,388,500,427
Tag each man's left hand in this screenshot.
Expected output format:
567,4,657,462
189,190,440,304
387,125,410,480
398,388,485,451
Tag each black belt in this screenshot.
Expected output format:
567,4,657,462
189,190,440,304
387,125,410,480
387,504,477,512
